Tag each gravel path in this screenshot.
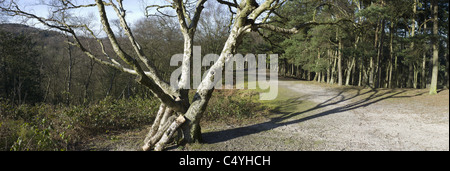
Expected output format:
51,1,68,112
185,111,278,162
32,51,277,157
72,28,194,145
199,79,449,151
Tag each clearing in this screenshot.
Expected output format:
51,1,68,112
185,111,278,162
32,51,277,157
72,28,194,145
80,78,449,151
194,78,449,151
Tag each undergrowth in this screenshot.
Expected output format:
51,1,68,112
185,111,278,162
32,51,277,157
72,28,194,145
202,89,270,124
0,88,268,151
0,97,159,151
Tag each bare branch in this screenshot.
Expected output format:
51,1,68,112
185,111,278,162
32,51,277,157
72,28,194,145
109,0,179,98
67,37,137,76
96,0,187,113
189,0,207,30
256,19,353,34
216,0,238,8
249,0,275,20
1,4,72,32
173,0,189,32
0,1,141,79
81,24,122,67
145,5,176,18
51,3,98,13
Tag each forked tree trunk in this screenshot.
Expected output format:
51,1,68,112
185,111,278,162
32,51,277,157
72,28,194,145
141,16,245,150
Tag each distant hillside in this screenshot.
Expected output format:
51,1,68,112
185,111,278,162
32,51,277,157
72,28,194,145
0,22,142,104
0,23,63,38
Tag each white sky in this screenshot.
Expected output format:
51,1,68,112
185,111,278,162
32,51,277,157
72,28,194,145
8,0,168,30
4,0,236,37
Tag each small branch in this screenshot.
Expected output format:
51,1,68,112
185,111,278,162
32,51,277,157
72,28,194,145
189,0,207,30
216,0,239,8
2,5,72,33
51,3,98,13
145,5,176,18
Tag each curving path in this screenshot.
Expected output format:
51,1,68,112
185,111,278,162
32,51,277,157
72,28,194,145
200,79,449,151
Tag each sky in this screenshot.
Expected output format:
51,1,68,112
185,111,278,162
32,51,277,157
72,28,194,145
6,0,167,30
3,0,233,37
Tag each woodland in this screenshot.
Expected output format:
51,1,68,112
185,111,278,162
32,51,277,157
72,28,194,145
0,0,448,151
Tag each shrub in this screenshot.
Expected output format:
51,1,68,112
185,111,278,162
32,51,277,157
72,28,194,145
203,89,269,124
73,96,159,135
0,90,267,150
0,97,159,151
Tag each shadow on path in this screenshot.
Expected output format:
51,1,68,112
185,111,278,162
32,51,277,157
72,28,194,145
202,81,427,144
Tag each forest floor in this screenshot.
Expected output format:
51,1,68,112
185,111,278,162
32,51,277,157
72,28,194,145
80,78,449,151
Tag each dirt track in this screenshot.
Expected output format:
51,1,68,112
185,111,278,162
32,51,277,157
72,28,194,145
80,79,449,151
198,79,449,151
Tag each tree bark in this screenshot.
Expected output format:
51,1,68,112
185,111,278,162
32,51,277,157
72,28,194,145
429,0,439,95
369,20,380,88
422,18,427,89
105,69,117,97
83,59,95,102
66,36,73,105
337,29,343,86
142,104,166,151
445,52,449,89
358,60,363,87
330,50,337,85
327,49,332,84
408,1,417,89
376,19,385,88
388,21,395,88
413,64,419,89
346,57,355,86
154,115,186,151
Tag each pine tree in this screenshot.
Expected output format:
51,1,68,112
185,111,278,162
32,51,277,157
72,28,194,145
429,0,439,95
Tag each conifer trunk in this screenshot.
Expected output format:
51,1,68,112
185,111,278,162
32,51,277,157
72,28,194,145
429,0,439,95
